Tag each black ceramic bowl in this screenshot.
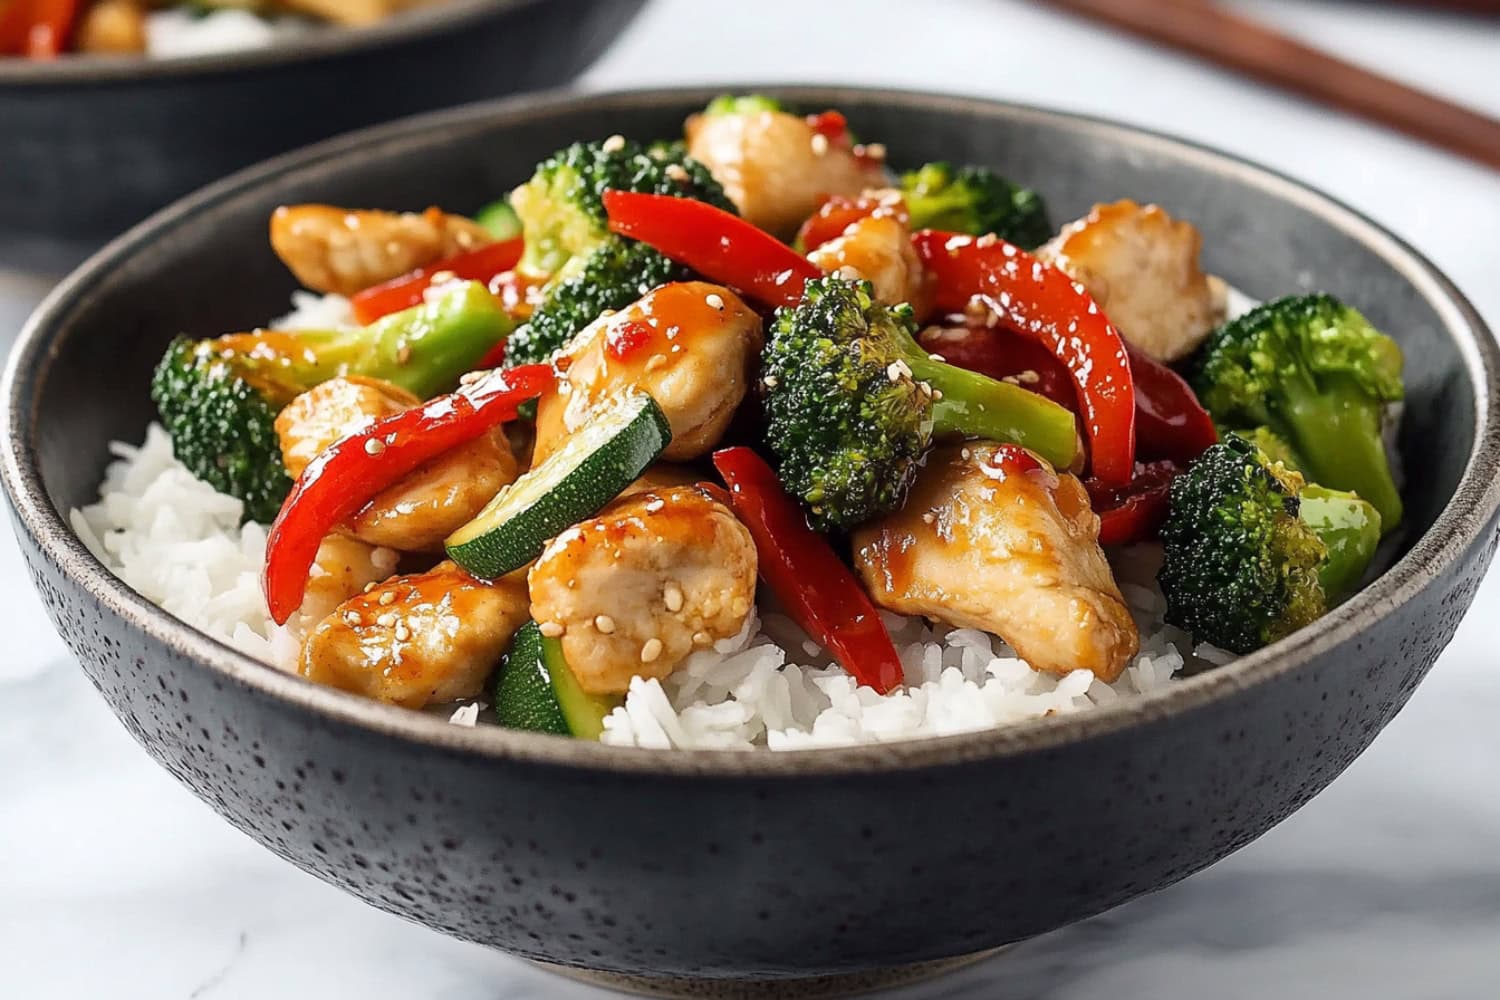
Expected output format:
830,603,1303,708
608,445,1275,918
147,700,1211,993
0,0,642,267
5,87,1499,997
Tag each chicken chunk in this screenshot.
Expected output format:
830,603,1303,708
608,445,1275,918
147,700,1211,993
533,282,762,464
1035,199,1227,363
852,443,1138,681
269,205,492,296
807,213,930,311
292,534,401,635
300,561,530,708
75,0,147,53
276,376,519,551
685,108,888,238
528,486,758,696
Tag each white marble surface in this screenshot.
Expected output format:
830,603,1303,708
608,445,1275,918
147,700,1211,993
3,1,1499,996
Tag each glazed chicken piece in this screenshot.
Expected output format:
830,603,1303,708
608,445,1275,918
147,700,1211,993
276,375,519,551
533,282,763,464
853,443,1139,681
269,205,492,296
301,561,530,708
75,0,147,53
292,534,401,635
1035,199,1227,363
528,485,758,696
277,0,446,27
685,108,888,238
807,212,930,312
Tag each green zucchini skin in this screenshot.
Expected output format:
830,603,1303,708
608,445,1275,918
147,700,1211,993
446,391,671,580
494,621,616,738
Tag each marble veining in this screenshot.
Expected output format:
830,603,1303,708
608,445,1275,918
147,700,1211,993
3,0,1498,996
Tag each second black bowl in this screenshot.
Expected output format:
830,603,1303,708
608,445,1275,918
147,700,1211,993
0,0,643,265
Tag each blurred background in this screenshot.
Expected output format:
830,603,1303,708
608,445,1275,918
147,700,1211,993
2,1,1497,997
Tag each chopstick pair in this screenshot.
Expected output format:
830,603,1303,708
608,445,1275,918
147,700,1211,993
1041,0,1500,171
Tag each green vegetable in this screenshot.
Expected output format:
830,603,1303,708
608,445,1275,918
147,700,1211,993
761,275,1080,531
1190,293,1405,532
447,390,671,579
1229,426,1306,471
475,198,522,241
1299,485,1382,598
510,137,733,280
898,162,1052,248
502,238,686,368
702,93,784,117
151,281,511,524
502,137,735,366
1158,435,1329,655
495,621,619,738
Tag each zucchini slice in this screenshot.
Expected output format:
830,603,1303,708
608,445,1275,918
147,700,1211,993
447,389,671,579
495,621,618,738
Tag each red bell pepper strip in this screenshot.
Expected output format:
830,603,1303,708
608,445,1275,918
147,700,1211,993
350,238,524,325
263,364,553,624
1124,343,1218,464
795,192,908,253
712,447,904,694
603,191,822,309
1086,459,1181,546
0,0,35,53
24,0,76,57
919,321,1077,410
913,230,1137,487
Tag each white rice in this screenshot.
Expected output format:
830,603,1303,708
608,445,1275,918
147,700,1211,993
70,288,1228,749
145,8,312,60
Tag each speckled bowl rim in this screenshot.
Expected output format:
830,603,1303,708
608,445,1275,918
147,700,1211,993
5,85,1498,777
0,0,533,86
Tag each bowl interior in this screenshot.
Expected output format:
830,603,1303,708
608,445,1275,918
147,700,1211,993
24,89,1482,569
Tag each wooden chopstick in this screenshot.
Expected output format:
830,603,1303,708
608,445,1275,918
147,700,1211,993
1041,0,1500,171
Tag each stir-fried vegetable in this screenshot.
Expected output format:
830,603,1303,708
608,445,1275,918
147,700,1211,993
713,447,905,694
350,239,522,325
899,162,1051,247
761,276,1080,531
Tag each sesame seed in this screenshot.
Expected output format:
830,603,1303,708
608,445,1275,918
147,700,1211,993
601,134,626,153
376,612,396,627
394,623,410,642
931,389,944,401
918,381,933,397
976,233,999,248
664,163,690,183
344,611,362,626
961,447,972,460
886,359,913,383
645,354,667,372
705,292,725,310
1017,370,1040,385
429,269,456,284
539,621,564,638
921,512,935,525
928,352,946,363
640,637,663,663
363,582,377,593
810,133,830,155
663,582,683,612
594,615,616,634
693,631,712,646
364,438,385,456
379,591,396,606
645,497,666,513
861,142,888,161
1002,375,1021,385
762,374,779,389
459,371,483,385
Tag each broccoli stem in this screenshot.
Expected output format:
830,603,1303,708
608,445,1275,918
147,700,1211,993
1299,485,1382,600
1278,371,1403,532
904,345,1080,472
293,281,511,399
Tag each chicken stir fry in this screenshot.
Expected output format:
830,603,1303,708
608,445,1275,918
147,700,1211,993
140,92,1403,744
853,444,1139,681
528,485,757,695
270,205,492,296
1036,199,1228,363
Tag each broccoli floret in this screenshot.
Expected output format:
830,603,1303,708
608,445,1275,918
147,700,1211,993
702,94,784,116
1229,426,1306,471
511,138,733,280
151,281,511,523
1190,293,1404,531
1299,484,1381,599
761,276,1080,531
899,162,1052,248
503,238,687,368
1158,435,1329,654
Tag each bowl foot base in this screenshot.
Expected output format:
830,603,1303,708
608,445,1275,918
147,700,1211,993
534,947,1009,998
